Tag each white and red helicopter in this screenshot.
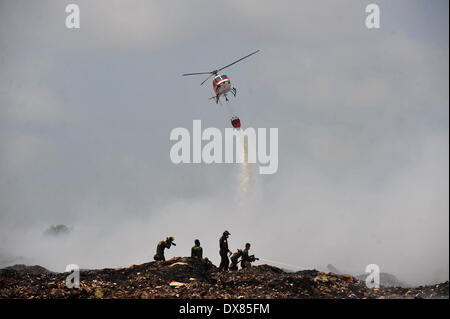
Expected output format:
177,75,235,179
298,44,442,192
182,50,260,129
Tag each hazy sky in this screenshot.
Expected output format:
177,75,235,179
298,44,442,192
0,0,448,286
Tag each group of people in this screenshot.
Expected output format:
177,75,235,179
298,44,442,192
219,230,259,271
153,231,258,271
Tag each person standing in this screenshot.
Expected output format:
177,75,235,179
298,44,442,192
218,230,232,271
191,239,203,259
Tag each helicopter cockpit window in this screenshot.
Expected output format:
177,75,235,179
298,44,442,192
222,75,228,79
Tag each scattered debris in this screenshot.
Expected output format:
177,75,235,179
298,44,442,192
169,282,186,287
169,262,189,268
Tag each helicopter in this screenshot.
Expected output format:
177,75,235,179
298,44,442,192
182,50,260,129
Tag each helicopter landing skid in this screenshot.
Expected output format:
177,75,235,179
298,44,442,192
209,90,235,104
209,95,220,104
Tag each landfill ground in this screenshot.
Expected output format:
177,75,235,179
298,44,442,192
0,257,448,299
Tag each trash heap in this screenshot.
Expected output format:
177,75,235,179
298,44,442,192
0,257,448,299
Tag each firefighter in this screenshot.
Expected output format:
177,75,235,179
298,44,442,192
191,239,203,259
229,249,243,271
241,243,258,269
218,230,232,271
153,236,176,261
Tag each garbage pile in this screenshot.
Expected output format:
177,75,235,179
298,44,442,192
327,263,409,288
0,258,448,299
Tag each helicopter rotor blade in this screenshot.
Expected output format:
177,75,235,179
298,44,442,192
182,72,213,76
200,73,214,86
218,50,260,72
182,50,259,85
